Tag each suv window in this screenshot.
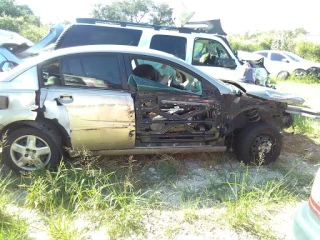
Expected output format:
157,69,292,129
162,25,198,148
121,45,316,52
61,53,122,89
0,53,6,63
193,38,231,66
150,35,187,60
271,53,286,62
56,25,142,49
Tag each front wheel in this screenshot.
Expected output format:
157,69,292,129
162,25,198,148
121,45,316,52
293,68,307,77
2,127,61,172
235,122,282,165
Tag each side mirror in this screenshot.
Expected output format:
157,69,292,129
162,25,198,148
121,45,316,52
0,61,16,72
219,58,237,69
281,59,289,63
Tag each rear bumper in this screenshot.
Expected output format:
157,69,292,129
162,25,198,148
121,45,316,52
293,202,320,240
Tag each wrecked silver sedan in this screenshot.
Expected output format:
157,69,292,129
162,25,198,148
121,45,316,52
0,45,316,172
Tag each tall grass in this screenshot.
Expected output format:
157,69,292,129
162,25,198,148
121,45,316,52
222,166,295,238
20,158,154,239
291,115,320,137
0,171,28,239
272,75,320,84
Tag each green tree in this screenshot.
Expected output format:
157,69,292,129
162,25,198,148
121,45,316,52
0,0,48,42
150,3,173,25
92,0,173,25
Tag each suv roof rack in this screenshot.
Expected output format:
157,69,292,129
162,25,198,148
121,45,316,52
76,18,227,36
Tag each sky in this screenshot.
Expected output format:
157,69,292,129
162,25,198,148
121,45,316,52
16,0,320,35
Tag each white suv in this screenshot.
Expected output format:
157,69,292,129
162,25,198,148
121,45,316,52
54,18,268,86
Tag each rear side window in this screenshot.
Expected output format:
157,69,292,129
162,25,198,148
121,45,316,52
257,52,268,58
56,25,142,49
61,53,122,89
270,53,285,62
150,35,187,60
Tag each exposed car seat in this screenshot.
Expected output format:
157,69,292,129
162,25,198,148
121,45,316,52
46,76,62,86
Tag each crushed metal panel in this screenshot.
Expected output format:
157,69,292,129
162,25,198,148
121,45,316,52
40,88,71,135
43,100,71,135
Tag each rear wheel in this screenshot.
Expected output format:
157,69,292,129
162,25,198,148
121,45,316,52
2,127,61,172
235,122,282,165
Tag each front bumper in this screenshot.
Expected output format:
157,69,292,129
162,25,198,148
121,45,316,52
286,105,320,119
293,202,320,240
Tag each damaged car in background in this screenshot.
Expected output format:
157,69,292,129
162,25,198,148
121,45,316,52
0,45,319,172
0,23,64,72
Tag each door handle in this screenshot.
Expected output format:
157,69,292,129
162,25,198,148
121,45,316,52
58,94,73,104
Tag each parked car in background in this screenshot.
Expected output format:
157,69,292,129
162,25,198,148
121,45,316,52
254,50,320,79
0,29,32,69
293,167,320,239
54,18,271,87
2,45,317,172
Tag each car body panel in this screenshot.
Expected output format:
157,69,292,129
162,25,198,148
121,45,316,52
0,66,39,131
0,90,37,130
41,86,135,150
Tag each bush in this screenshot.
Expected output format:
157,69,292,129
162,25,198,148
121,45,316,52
295,41,320,62
0,14,49,43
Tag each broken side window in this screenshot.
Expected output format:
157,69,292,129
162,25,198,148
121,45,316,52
130,58,202,95
41,58,62,86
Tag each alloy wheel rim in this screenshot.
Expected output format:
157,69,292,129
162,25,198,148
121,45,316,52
10,135,51,171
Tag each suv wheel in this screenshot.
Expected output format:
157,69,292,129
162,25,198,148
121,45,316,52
235,122,282,165
2,127,61,172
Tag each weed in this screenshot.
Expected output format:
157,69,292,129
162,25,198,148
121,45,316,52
165,225,183,239
289,115,320,137
286,74,320,84
272,74,320,84
106,206,146,239
0,210,28,240
222,166,295,238
46,214,80,240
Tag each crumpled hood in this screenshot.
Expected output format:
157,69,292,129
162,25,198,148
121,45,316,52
227,81,305,104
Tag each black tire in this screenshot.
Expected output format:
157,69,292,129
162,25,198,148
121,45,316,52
2,127,62,172
235,122,282,165
293,68,307,77
277,71,289,80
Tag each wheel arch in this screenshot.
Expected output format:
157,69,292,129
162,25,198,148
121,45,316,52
0,118,71,149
